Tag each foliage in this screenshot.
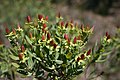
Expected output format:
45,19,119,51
0,0,54,25
0,14,112,80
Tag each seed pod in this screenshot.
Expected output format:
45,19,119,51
27,16,31,23
81,54,85,60
18,53,23,60
73,37,77,44
87,49,91,56
38,14,43,20
21,45,25,52
47,32,50,40
5,27,10,34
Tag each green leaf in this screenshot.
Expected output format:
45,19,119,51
28,57,33,69
11,63,19,68
9,55,19,60
66,52,72,59
25,35,32,45
55,60,63,64
55,52,59,60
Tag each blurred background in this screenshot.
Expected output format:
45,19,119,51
0,0,120,80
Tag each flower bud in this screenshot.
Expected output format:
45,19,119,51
29,32,32,38
27,16,31,23
73,37,77,44
107,35,110,40
81,54,85,60
67,38,70,44
106,32,108,37
21,45,25,52
42,35,45,41
47,32,51,40
5,27,10,34
53,43,57,49
106,32,110,40
61,21,64,27
18,53,23,60
87,49,91,56
81,24,84,30
64,34,68,40
50,40,54,46
45,16,48,21
65,22,68,28
77,35,81,40
43,23,47,29
38,14,43,20
77,57,81,62
58,12,61,18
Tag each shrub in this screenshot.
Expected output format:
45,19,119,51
0,14,112,80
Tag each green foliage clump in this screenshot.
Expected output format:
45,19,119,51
0,14,112,80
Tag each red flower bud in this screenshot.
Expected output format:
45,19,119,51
18,53,23,60
45,16,48,21
107,35,110,40
81,54,85,60
81,24,84,30
77,57,81,62
47,32,51,40
58,12,61,18
21,45,25,52
42,35,45,41
73,37,77,44
67,38,70,44
65,22,68,28
50,40,54,46
61,21,64,27
38,14,43,20
87,49,91,56
5,27,10,34
64,34,68,40
43,23,47,29
29,32,32,38
27,16,31,23
53,43,57,49
106,32,110,40
106,32,108,37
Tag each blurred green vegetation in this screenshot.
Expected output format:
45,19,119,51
0,0,55,26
